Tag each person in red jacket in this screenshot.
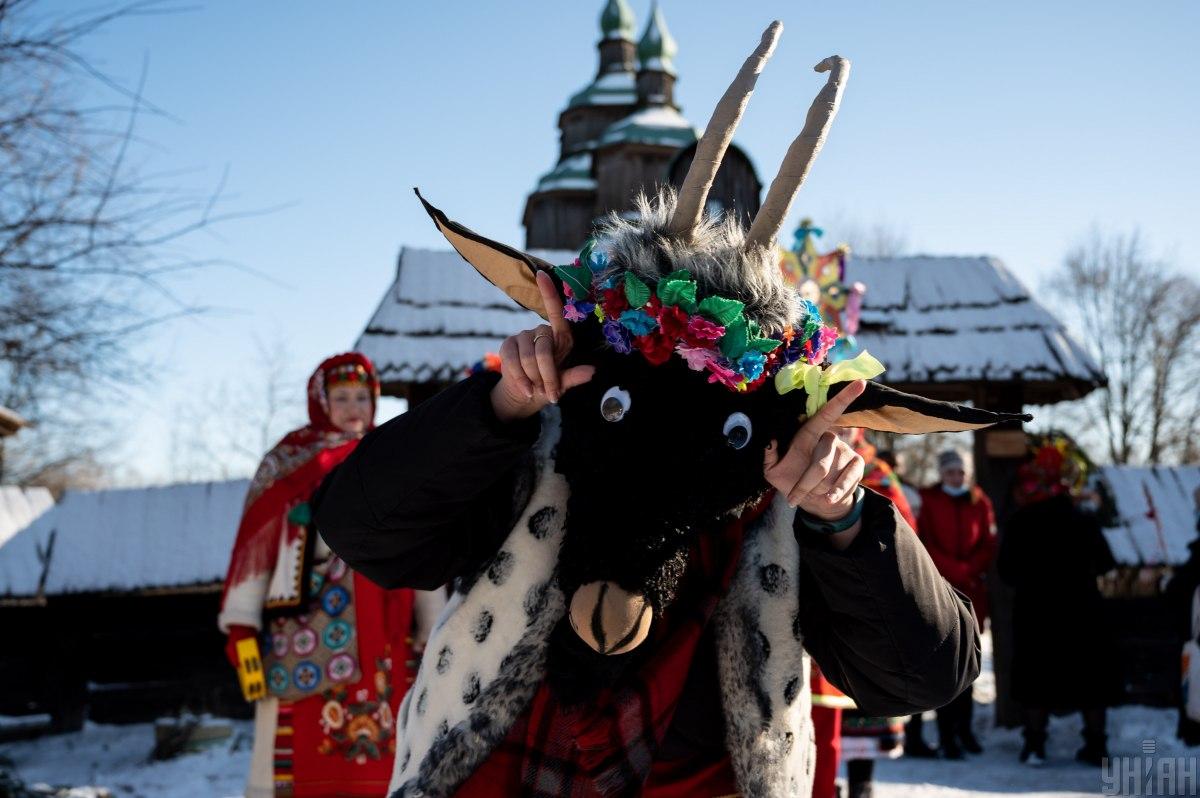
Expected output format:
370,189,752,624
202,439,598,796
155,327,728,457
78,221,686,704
917,449,996,759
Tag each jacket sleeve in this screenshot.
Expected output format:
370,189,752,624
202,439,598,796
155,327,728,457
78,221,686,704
798,490,981,716
313,372,540,591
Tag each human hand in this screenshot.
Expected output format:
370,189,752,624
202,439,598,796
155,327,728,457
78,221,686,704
490,270,595,422
763,379,867,523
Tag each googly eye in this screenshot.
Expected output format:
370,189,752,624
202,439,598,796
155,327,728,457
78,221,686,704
600,386,631,422
722,412,753,450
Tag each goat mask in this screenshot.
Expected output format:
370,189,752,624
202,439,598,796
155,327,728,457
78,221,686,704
414,22,1029,669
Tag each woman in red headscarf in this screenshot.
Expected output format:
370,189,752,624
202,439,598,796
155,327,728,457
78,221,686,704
219,353,441,798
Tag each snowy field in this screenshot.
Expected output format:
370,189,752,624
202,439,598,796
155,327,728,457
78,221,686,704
3,705,1190,797
2,633,1195,797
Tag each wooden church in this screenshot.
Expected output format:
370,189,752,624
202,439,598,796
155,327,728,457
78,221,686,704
522,0,761,250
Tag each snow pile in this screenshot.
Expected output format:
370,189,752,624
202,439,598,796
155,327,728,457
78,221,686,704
0,720,252,798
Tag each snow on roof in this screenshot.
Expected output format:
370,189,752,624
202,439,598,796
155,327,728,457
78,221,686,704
567,70,638,108
0,479,249,598
0,486,53,549
598,106,697,149
845,255,1104,400
534,152,596,192
1098,465,1200,567
357,249,1103,395
357,247,572,385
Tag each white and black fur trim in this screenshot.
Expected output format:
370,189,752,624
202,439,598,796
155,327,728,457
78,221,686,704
716,491,814,798
594,188,800,336
388,411,814,797
388,411,568,798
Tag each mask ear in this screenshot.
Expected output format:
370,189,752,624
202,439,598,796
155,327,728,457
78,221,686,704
415,188,552,319
823,380,1031,433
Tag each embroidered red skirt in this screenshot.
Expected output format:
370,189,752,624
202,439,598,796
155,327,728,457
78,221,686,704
274,573,416,797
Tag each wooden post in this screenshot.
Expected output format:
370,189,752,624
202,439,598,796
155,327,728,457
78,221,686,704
972,382,1026,729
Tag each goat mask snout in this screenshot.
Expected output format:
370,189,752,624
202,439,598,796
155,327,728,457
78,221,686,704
568,581,654,655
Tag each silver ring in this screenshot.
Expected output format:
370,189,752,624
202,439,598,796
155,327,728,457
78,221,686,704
532,332,551,345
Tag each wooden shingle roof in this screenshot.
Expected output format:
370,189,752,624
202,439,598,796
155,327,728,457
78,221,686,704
0,479,248,598
846,255,1104,403
357,248,1104,404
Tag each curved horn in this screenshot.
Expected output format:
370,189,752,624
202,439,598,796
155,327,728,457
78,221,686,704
746,56,850,250
665,20,783,238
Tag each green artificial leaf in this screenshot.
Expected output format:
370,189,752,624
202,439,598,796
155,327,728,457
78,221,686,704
663,268,693,283
554,263,593,299
579,239,595,268
657,278,697,310
698,296,745,326
624,272,651,308
720,317,750,359
748,337,783,353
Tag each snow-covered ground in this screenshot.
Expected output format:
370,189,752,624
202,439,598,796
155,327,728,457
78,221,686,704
1,633,1193,797
874,704,1188,797
0,720,252,798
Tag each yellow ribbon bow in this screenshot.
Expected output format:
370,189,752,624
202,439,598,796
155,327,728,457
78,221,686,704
773,350,886,417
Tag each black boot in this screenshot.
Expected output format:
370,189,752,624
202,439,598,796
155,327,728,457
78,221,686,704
846,759,874,798
959,729,984,755
905,736,939,758
1076,730,1108,766
936,695,966,759
1020,727,1047,767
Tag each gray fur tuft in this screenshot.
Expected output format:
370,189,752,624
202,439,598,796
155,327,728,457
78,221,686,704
594,188,800,334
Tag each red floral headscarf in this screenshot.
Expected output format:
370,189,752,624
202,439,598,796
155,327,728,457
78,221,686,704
221,352,380,602
1014,433,1091,507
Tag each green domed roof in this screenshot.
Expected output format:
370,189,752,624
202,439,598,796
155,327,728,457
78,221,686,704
637,2,677,76
600,0,636,41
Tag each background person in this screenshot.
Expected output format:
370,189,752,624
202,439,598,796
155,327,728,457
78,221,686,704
997,437,1117,766
218,353,439,798
917,449,995,759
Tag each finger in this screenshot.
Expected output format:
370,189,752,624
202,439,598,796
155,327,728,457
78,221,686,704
500,337,534,400
561,364,596,392
766,431,817,491
537,270,572,340
810,444,858,499
788,432,840,507
516,333,544,396
826,456,865,507
794,379,867,448
534,328,560,402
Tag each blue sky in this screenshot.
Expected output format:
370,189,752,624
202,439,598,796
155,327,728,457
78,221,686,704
46,0,1199,482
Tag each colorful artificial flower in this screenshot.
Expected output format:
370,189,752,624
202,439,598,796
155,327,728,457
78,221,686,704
618,309,658,336
738,350,768,382
676,343,715,371
602,318,632,353
705,358,744,390
657,303,690,340
685,315,725,345
634,331,675,366
552,238,851,393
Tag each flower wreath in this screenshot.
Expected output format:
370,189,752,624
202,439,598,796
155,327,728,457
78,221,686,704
554,240,841,393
